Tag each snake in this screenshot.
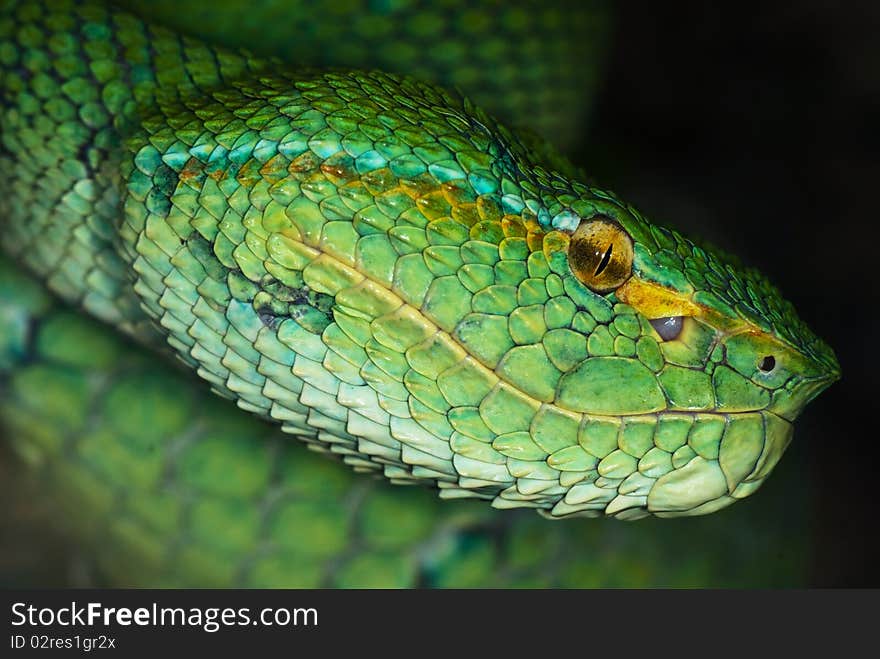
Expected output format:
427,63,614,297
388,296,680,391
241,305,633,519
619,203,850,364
0,0,839,587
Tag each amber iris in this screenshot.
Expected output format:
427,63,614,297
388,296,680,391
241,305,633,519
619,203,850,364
568,217,634,293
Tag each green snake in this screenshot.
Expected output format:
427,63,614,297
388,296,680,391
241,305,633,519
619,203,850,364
0,0,839,587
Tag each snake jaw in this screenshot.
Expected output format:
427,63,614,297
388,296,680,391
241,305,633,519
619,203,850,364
644,410,793,518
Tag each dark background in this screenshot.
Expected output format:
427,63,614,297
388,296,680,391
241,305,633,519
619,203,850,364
587,1,878,585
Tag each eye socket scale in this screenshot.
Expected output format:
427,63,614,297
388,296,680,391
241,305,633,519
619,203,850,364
649,316,684,341
568,217,634,293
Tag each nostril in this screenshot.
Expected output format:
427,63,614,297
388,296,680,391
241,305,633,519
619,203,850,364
758,355,776,372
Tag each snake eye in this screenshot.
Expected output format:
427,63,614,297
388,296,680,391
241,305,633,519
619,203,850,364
649,316,684,341
568,217,634,293
758,355,776,373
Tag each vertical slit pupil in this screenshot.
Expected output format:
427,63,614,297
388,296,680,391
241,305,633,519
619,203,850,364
594,244,613,276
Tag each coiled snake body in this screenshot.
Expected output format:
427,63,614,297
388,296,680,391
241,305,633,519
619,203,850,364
0,0,838,586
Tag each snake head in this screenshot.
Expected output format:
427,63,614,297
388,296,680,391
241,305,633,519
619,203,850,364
117,69,838,519
530,195,840,517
